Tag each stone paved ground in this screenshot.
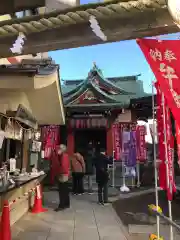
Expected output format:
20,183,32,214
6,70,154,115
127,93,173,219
12,187,180,240
12,189,129,240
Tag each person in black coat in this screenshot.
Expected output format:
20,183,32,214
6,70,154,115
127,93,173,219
93,148,113,205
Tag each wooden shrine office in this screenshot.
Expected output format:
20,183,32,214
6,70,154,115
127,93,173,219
61,63,149,156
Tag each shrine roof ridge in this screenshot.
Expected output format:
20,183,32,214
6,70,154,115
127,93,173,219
62,63,138,99
63,78,119,105
63,74,141,85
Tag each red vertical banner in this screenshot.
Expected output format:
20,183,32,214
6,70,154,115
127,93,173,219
137,38,178,200
176,123,180,166
155,82,176,200
136,125,147,162
155,82,166,190
41,125,60,185
165,98,176,200
112,124,121,161
137,39,180,131
165,104,176,199
42,125,60,160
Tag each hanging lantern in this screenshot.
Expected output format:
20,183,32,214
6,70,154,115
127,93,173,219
91,119,94,128
79,119,83,128
81,119,84,128
69,119,74,128
94,119,97,128
97,119,101,128
167,0,180,28
87,119,90,128
76,119,80,129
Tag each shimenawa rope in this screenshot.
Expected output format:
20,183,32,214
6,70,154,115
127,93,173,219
0,0,166,37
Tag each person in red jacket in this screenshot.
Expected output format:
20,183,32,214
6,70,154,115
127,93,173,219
55,144,70,211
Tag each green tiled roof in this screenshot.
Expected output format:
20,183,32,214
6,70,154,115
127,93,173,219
62,64,148,106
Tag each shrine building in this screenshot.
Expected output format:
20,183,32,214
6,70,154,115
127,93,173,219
62,63,150,156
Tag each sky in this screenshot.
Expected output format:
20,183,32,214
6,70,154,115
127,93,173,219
48,0,179,94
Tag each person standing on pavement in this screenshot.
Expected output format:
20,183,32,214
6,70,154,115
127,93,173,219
71,152,86,195
85,142,95,194
94,148,113,205
55,144,70,211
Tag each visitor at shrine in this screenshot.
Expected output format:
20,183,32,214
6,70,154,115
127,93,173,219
71,152,86,195
85,142,95,194
94,148,113,205
55,144,70,212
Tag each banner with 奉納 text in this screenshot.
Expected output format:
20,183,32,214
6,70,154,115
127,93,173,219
137,38,178,200
113,123,137,161
128,131,137,167
112,124,121,160
41,125,60,185
155,82,166,191
136,125,147,162
176,123,180,166
126,131,137,167
122,130,130,164
164,96,176,200
137,39,180,127
122,131,137,167
156,82,176,200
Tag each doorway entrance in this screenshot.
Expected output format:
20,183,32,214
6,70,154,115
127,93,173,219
74,128,106,155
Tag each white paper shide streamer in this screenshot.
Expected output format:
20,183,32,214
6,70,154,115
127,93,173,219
10,32,26,54
89,16,107,41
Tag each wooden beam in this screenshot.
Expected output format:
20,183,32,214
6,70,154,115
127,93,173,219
0,0,45,15
0,6,178,57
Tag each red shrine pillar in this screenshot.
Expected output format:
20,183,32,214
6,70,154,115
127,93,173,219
106,124,113,156
67,129,74,156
